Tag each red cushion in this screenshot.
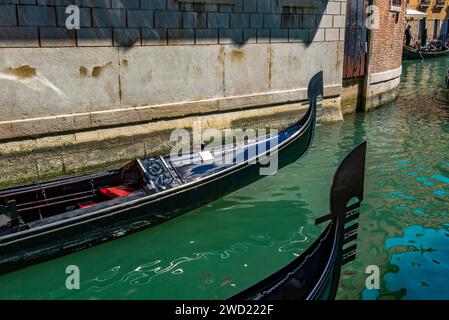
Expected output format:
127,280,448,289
99,185,136,199
78,201,96,209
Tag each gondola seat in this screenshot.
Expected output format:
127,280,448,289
77,201,97,209
99,185,136,199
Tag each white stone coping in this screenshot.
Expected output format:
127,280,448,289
0,84,341,141
369,66,402,85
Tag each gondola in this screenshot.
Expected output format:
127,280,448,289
0,73,323,275
230,141,367,300
403,45,449,60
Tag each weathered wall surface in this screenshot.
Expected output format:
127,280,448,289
0,0,347,186
0,0,346,140
364,0,405,111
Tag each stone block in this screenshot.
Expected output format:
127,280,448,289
0,5,17,26
309,28,324,41
230,13,249,29
0,47,120,121
18,5,57,26
326,1,341,15
263,14,281,28
325,28,339,41
208,12,229,28
77,27,113,46
127,9,154,28
195,28,218,44
40,27,76,47
244,0,257,12
183,11,207,28
333,15,345,28
140,0,165,10
270,42,342,91
155,11,181,28
118,46,224,107
282,14,299,28
300,15,316,28
75,0,110,8
270,29,288,43
257,29,270,43
243,29,257,43
37,0,73,5
0,27,39,47
168,28,194,45
0,122,13,140
289,29,308,42
318,15,333,28
92,8,126,27
111,0,139,9
142,28,167,45
224,44,270,96
257,0,270,13
219,29,242,44
113,28,141,47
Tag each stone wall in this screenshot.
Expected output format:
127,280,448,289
0,0,347,186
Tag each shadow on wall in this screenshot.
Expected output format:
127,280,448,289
0,0,331,48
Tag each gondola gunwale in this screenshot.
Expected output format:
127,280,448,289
0,96,317,246
305,220,340,299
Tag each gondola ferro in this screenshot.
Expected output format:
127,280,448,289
230,141,367,300
0,73,324,275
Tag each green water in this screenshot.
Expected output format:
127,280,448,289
0,58,448,300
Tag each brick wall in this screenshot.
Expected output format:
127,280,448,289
369,0,405,74
0,0,346,47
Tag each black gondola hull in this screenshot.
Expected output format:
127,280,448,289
403,45,449,60
0,103,316,274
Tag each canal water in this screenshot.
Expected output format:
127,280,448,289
0,58,448,300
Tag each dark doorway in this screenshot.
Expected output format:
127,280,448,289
433,19,440,39
419,18,427,46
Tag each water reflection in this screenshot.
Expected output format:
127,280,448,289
338,57,449,300
384,225,449,299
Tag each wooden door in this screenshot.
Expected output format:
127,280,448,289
343,0,369,79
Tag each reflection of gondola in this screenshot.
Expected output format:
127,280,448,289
446,69,449,89
0,73,324,275
403,45,449,60
230,141,367,300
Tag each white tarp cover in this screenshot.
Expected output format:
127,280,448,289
406,9,427,18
